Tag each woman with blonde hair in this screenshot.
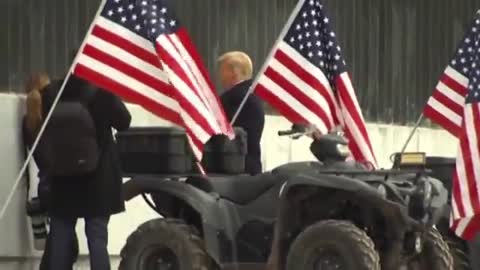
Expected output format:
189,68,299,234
23,72,51,208
24,72,50,140
23,72,51,205
22,72,79,270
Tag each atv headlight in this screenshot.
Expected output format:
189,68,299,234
336,144,350,157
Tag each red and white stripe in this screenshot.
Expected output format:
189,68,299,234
73,16,232,160
336,73,377,167
450,103,480,240
74,17,181,124
255,41,377,167
256,42,339,135
154,29,234,157
424,66,468,137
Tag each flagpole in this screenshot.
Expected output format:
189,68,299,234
399,113,424,154
0,0,107,220
230,0,306,126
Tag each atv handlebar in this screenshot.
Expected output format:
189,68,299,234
278,124,315,139
278,124,346,140
278,130,298,136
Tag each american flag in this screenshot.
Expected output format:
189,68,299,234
448,12,480,240
253,0,377,167
423,12,480,137
72,0,233,160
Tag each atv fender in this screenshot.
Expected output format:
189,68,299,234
122,176,227,264
278,173,417,225
123,176,220,217
277,173,412,228
273,173,419,269
279,173,383,198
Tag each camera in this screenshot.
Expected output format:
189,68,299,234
26,197,48,251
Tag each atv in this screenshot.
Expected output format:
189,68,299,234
392,153,472,270
118,125,453,270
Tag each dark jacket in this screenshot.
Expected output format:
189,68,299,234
36,76,131,218
22,120,49,174
22,117,51,208
221,80,265,175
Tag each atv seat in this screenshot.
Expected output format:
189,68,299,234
186,173,281,205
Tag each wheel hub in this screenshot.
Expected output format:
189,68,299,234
314,251,344,270
155,257,175,270
140,246,179,270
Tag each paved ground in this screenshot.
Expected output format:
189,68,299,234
0,256,120,270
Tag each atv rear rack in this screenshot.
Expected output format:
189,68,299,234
123,169,430,179
123,172,246,180
316,168,432,175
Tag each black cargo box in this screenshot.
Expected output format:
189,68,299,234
116,126,248,175
200,127,248,174
116,127,192,174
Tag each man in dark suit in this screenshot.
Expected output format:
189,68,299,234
218,51,265,175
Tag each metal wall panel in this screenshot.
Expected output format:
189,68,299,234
324,0,480,124
2,0,480,124
2,0,100,92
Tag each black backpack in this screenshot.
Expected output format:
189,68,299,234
43,88,100,176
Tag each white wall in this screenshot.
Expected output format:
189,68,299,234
0,94,459,261
0,94,34,258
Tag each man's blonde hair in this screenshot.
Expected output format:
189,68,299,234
218,51,253,80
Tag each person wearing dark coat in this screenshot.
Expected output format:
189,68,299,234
218,51,265,175
22,72,80,270
39,75,131,270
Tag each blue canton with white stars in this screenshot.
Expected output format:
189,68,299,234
452,11,480,103
102,0,180,42
285,0,346,83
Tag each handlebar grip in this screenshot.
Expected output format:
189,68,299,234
278,130,297,136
